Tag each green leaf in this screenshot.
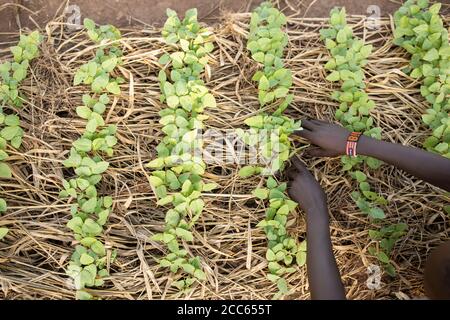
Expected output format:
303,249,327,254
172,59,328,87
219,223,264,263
369,207,385,219
76,106,92,119
326,71,340,82
101,57,118,72
13,67,26,82
238,166,256,178
82,218,102,236
423,48,439,62
80,253,95,265
81,197,97,214
73,138,92,152
0,163,12,178
277,204,290,215
276,277,288,294
76,290,93,300
336,29,347,43
376,251,390,264
0,227,8,240
244,115,264,128
252,52,265,63
252,188,269,200
296,251,306,266
91,241,106,256
1,126,20,140
92,74,109,92
266,249,276,261
106,82,121,95
83,18,95,30
4,115,20,126
258,75,269,91
147,158,164,169
86,118,98,132
0,198,7,212
91,161,109,174
165,210,180,227
149,176,164,188
194,269,206,281
202,93,216,108
159,53,170,65
274,87,289,98
167,96,179,108
175,227,194,241
354,170,367,182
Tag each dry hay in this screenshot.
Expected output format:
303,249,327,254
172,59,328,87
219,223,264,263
0,5,449,300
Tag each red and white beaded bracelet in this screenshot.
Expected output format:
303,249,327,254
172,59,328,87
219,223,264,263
346,131,362,157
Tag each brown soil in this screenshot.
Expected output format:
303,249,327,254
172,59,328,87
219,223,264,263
2,0,441,36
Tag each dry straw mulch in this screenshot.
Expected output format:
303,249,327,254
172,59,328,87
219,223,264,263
0,6,449,300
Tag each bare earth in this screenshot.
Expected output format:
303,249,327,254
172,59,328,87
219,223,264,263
0,0,417,35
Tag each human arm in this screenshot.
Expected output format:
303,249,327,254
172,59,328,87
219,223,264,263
286,157,346,300
296,119,450,192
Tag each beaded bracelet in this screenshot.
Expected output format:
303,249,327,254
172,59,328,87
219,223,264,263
346,131,362,157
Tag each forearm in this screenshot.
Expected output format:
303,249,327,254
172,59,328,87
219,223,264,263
305,205,346,300
358,136,450,192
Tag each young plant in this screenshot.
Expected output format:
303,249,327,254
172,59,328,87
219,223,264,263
368,223,408,276
393,0,449,158
243,2,304,299
321,7,406,275
60,19,122,300
146,8,216,291
0,31,41,239
321,8,387,218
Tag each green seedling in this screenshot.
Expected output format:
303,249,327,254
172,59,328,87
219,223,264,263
60,18,122,299
321,7,387,218
321,7,407,276
0,30,41,237
368,223,408,276
242,2,305,299
147,8,216,291
393,0,450,158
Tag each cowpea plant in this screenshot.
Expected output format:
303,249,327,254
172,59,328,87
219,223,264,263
321,8,406,276
240,2,305,299
0,31,41,240
368,223,408,276
393,0,450,158
60,19,122,300
146,8,216,291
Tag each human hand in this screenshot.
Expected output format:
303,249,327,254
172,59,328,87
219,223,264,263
286,156,328,215
294,119,351,157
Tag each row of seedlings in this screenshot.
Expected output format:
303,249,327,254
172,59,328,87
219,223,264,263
394,0,449,158
238,2,306,298
60,19,123,299
0,31,41,239
146,8,217,291
320,7,407,276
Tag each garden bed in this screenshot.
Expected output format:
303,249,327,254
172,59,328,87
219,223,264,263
0,5,449,299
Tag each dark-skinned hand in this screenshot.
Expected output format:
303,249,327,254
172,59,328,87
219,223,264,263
285,156,327,215
294,119,351,157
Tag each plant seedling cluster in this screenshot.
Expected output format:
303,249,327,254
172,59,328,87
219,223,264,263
321,8,387,217
321,8,407,276
146,8,216,291
368,223,408,276
242,2,304,298
0,31,41,239
60,19,122,300
393,0,450,158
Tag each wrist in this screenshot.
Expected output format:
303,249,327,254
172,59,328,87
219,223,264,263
356,135,376,156
305,201,329,221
